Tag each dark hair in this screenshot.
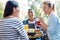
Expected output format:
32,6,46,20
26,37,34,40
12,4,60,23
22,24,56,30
28,9,33,13
43,1,55,11
3,0,19,17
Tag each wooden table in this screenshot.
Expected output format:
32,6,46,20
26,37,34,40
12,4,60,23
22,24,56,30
28,32,43,38
25,29,43,38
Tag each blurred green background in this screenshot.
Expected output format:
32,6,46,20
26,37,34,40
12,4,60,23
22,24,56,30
0,2,3,18
28,0,60,18
0,0,60,19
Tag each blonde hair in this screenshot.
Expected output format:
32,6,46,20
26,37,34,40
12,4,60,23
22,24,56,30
43,1,55,11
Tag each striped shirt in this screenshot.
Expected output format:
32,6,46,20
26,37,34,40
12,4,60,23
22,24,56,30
0,17,29,40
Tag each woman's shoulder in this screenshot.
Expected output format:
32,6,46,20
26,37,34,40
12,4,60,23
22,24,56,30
12,17,22,22
3,17,22,23
50,12,58,19
49,12,59,22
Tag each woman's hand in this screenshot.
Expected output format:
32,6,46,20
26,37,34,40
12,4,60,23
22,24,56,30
38,17,48,31
39,17,44,23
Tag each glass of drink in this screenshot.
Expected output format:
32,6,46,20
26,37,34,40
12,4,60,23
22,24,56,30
36,18,41,26
24,24,28,29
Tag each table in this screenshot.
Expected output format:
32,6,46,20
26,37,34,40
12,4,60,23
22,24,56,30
25,29,43,38
28,32,43,38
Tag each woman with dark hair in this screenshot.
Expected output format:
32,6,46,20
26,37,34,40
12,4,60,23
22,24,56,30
39,1,60,40
0,0,29,40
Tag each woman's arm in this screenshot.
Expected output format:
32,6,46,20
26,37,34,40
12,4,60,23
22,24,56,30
41,21,48,31
39,17,48,31
16,20,29,40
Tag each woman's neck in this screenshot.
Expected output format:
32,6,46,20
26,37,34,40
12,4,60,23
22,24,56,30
4,15,18,18
47,13,50,16
4,16,14,18
47,10,54,16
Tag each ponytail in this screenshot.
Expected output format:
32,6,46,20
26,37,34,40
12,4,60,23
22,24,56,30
43,1,55,11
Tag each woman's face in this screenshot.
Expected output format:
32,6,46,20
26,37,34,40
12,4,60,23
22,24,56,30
15,7,20,14
13,7,20,17
43,4,51,14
